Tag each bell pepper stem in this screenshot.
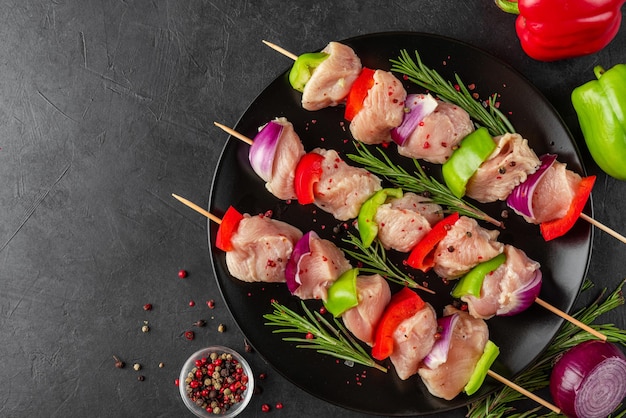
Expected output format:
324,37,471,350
494,0,520,15
594,65,606,80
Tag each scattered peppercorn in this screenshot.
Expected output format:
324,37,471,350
193,319,207,328
184,330,195,341
305,332,314,340
142,324,150,333
258,372,267,380
244,339,253,353
217,324,226,333
275,402,284,409
189,300,196,307
133,363,141,371
143,303,152,311
261,404,271,412
178,269,188,279
207,299,216,309
158,362,165,368
137,375,145,381
113,355,125,369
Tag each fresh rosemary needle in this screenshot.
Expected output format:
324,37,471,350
341,231,434,294
263,300,387,373
347,143,503,227
390,49,515,136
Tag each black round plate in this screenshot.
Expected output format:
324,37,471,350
208,32,592,416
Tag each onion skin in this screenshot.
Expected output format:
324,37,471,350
550,340,626,418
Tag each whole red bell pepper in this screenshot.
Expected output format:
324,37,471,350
496,0,625,61
371,287,425,360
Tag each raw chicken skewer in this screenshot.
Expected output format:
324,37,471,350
172,193,561,412
263,40,626,245
212,121,606,340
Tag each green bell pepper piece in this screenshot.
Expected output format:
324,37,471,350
451,253,506,299
357,188,403,248
465,340,499,395
572,64,626,181
442,127,497,198
325,268,359,317
288,52,329,93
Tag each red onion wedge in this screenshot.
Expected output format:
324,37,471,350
550,340,626,418
249,120,284,181
506,153,557,218
422,313,459,369
285,231,316,294
497,269,542,316
390,93,439,146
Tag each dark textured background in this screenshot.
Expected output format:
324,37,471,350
1,1,625,417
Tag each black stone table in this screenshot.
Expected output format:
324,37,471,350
2,1,625,417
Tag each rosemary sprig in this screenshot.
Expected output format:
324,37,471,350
263,300,387,373
390,49,515,136
466,279,626,418
341,231,434,294
347,143,503,227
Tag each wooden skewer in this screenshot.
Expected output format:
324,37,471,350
579,212,626,244
487,370,561,413
172,194,221,225
535,297,606,341
262,40,298,61
213,122,253,145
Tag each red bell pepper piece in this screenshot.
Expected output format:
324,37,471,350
344,67,375,121
406,212,460,272
294,152,325,205
496,0,625,61
371,287,425,360
540,175,596,241
215,206,244,252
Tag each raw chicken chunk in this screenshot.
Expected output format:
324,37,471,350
342,274,391,345
466,132,540,203
349,70,407,144
226,214,303,283
301,42,362,111
313,148,382,220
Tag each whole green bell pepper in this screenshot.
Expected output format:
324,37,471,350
572,64,626,180
288,52,329,93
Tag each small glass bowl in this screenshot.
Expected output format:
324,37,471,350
179,345,254,417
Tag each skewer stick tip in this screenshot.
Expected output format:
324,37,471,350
213,122,254,145
172,193,222,225
261,40,298,61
